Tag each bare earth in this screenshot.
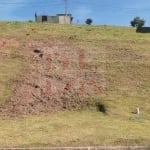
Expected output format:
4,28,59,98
0,38,105,116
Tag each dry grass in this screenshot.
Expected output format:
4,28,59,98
0,111,150,147
0,47,24,104
0,22,149,147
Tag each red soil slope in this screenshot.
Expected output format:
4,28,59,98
0,39,106,116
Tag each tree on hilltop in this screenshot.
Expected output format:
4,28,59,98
130,17,145,28
85,18,93,25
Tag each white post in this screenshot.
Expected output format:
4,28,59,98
136,107,140,115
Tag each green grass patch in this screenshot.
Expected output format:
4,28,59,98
0,111,149,147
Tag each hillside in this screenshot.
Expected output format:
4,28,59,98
0,22,149,147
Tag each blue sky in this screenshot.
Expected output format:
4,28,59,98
0,0,150,26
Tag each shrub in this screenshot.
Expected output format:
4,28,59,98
85,18,93,25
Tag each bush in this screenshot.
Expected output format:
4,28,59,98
28,20,33,23
85,18,93,25
130,17,145,28
96,102,106,113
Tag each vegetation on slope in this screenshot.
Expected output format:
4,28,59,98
0,22,149,146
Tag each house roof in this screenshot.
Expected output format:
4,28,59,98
56,14,72,16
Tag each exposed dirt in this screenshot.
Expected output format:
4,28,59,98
0,38,19,47
0,39,106,116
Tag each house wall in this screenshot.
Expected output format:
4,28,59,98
36,16,42,22
47,16,59,23
58,16,71,24
136,27,150,33
35,15,71,24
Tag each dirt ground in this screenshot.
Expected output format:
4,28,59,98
0,38,105,116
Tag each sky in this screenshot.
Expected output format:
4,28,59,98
0,0,150,26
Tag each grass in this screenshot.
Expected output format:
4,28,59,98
0,47,24,104
0,110,150,147
0,22,150,147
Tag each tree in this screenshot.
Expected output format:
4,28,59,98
130,17,145,28
85,18,93,25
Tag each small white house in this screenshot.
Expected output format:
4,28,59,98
35,13,73,24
